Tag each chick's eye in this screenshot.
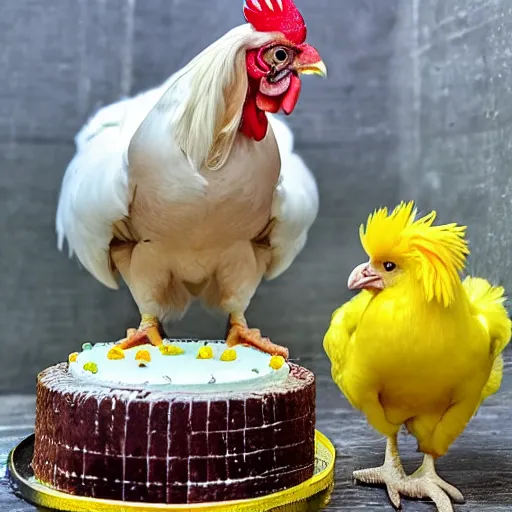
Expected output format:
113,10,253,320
383,261,396,272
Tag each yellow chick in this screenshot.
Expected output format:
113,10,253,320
323,202,511,512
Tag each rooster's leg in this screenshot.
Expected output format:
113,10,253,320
117,314,164,350
226,313,289,359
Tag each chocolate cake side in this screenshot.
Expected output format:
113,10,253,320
32,363,316,504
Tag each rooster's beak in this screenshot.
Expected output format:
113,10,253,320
348,262,384,291
298,60,327,77
294,44,327,77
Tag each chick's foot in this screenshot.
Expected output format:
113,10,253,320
355,448,464,512
226,319,289,359
353,436,407,509
117,315,164,350
401,455,464,511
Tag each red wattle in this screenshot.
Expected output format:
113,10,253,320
259,74,292,97
281,74,302,115
256,92,282,114
241,82,269,142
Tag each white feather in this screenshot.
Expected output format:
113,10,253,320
265,114,319,280
56,101,129,289
55,82,178,289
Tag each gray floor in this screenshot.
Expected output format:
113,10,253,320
1,351,511,511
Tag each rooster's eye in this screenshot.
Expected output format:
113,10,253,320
383,261,396,272
264,46,291,67
275,49,288,62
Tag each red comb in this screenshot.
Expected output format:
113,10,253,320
243,0,307,45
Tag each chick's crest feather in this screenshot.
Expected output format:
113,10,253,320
360,201,470,307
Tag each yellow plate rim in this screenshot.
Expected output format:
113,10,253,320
9,430,335,512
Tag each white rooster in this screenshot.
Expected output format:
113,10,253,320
56,0,326,357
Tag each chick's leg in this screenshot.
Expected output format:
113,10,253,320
396,398,475,511
353,434,406,509
354,438,463,511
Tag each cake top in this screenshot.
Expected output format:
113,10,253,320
68,340,290,393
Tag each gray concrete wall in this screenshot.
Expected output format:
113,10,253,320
392,0,512,284
0,0,510,392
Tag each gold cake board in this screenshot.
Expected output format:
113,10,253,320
9,430,335,512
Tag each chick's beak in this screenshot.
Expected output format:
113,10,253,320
348,262,384,291
294,44,327,77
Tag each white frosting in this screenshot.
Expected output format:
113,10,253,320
69,341,290,393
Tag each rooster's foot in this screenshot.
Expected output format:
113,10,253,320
117,315,164,350
226,321,288,359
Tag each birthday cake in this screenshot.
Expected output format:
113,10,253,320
32,340,316,504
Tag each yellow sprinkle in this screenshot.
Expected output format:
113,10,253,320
159,345,185,356
135,350,151,363
197,346,214,360
107,346,125,360
269,355,285,370
83,362,98,374
220,349,237,362
68,352,79,364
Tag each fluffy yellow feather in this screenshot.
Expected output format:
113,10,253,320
324,201,511,512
